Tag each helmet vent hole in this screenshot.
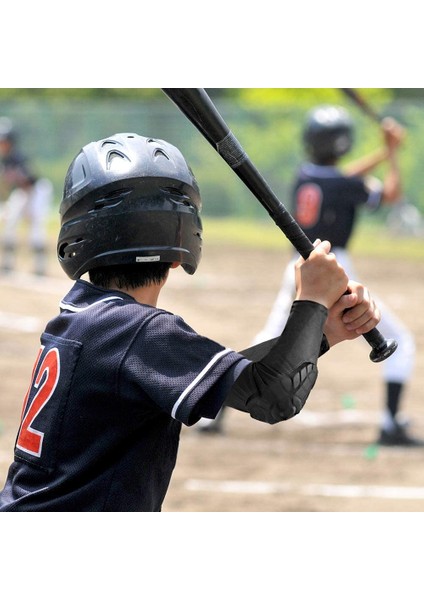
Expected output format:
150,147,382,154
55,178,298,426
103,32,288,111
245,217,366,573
105,188,131,199
160,187,192,207
153,149,169,161
160,187,185,197
106,150,130,170
101,140,120,147
58,243,68,259
90,188,130,212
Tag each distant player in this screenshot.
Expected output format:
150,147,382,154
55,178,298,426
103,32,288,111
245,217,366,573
0,117,53,276
0,132,380,511
250,105,421,446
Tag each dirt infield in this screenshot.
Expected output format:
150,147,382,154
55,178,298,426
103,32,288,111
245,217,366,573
1,240,424,512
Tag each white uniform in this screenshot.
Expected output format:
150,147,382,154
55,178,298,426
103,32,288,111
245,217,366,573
1,177,53,275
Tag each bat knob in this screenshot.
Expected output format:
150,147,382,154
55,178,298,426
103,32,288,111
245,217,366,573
369,338,398,363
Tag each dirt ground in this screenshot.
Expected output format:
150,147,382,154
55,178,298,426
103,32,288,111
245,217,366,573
1,239,424,512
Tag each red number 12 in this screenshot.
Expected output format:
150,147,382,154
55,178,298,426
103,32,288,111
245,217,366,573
16,346,60,457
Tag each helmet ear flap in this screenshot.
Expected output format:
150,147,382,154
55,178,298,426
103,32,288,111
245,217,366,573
57,133,203,280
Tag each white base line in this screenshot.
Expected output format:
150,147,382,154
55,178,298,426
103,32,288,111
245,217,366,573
0,311,42,333
0,271,69,296
186,479,424,500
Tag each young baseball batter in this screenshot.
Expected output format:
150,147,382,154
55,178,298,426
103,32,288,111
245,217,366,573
201,105,421,446
0,132,380,511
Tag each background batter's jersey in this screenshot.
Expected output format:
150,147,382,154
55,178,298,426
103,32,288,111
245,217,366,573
292,163,383,248
0,280,248,512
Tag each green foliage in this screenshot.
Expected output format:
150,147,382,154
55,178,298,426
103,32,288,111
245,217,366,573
234,88,393,108
0,88,161,100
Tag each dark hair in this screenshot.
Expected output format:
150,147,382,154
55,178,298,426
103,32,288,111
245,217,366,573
89,262,172,290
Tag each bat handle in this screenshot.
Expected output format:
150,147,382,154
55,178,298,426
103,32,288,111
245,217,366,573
363,329,398,363
265,211,398,362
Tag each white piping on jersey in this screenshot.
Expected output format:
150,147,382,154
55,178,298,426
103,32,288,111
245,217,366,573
171,348,234,419
59,296,125,313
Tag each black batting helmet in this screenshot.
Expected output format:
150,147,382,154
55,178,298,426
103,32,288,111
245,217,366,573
57,133,203,279
303,105,354,163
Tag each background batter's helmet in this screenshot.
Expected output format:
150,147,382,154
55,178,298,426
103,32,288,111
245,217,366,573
0,117,16,143
303,105,354,163
57,133,203,279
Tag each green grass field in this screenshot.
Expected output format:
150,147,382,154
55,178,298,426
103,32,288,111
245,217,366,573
201,217,424,261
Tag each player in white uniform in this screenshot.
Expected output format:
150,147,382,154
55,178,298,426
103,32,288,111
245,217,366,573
0,117,53,276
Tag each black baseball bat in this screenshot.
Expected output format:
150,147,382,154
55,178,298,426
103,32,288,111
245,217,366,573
339,88,383,123
162,88,397,363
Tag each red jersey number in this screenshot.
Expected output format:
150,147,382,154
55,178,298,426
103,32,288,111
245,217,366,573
295,183,322,228
16,346,60,457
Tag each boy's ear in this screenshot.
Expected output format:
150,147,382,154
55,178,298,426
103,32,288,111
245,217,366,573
170,262,181,269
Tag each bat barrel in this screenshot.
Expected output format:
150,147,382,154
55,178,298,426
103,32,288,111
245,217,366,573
339,88,382,123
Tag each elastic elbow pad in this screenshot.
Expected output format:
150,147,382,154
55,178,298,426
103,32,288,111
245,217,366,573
226,301,328,424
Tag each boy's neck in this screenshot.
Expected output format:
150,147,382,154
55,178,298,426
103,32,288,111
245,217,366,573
99,262,177,307
109,282,163,307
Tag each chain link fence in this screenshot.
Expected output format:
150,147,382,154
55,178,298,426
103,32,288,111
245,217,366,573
1,95,423,228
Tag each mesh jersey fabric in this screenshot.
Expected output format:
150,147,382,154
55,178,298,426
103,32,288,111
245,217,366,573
0,280,248,511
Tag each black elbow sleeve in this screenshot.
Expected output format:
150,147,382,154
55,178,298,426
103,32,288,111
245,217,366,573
226,301,328,424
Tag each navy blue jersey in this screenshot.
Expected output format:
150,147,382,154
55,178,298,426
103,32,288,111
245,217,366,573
292,163,383,248
0,280,248,512
1,148,37,186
